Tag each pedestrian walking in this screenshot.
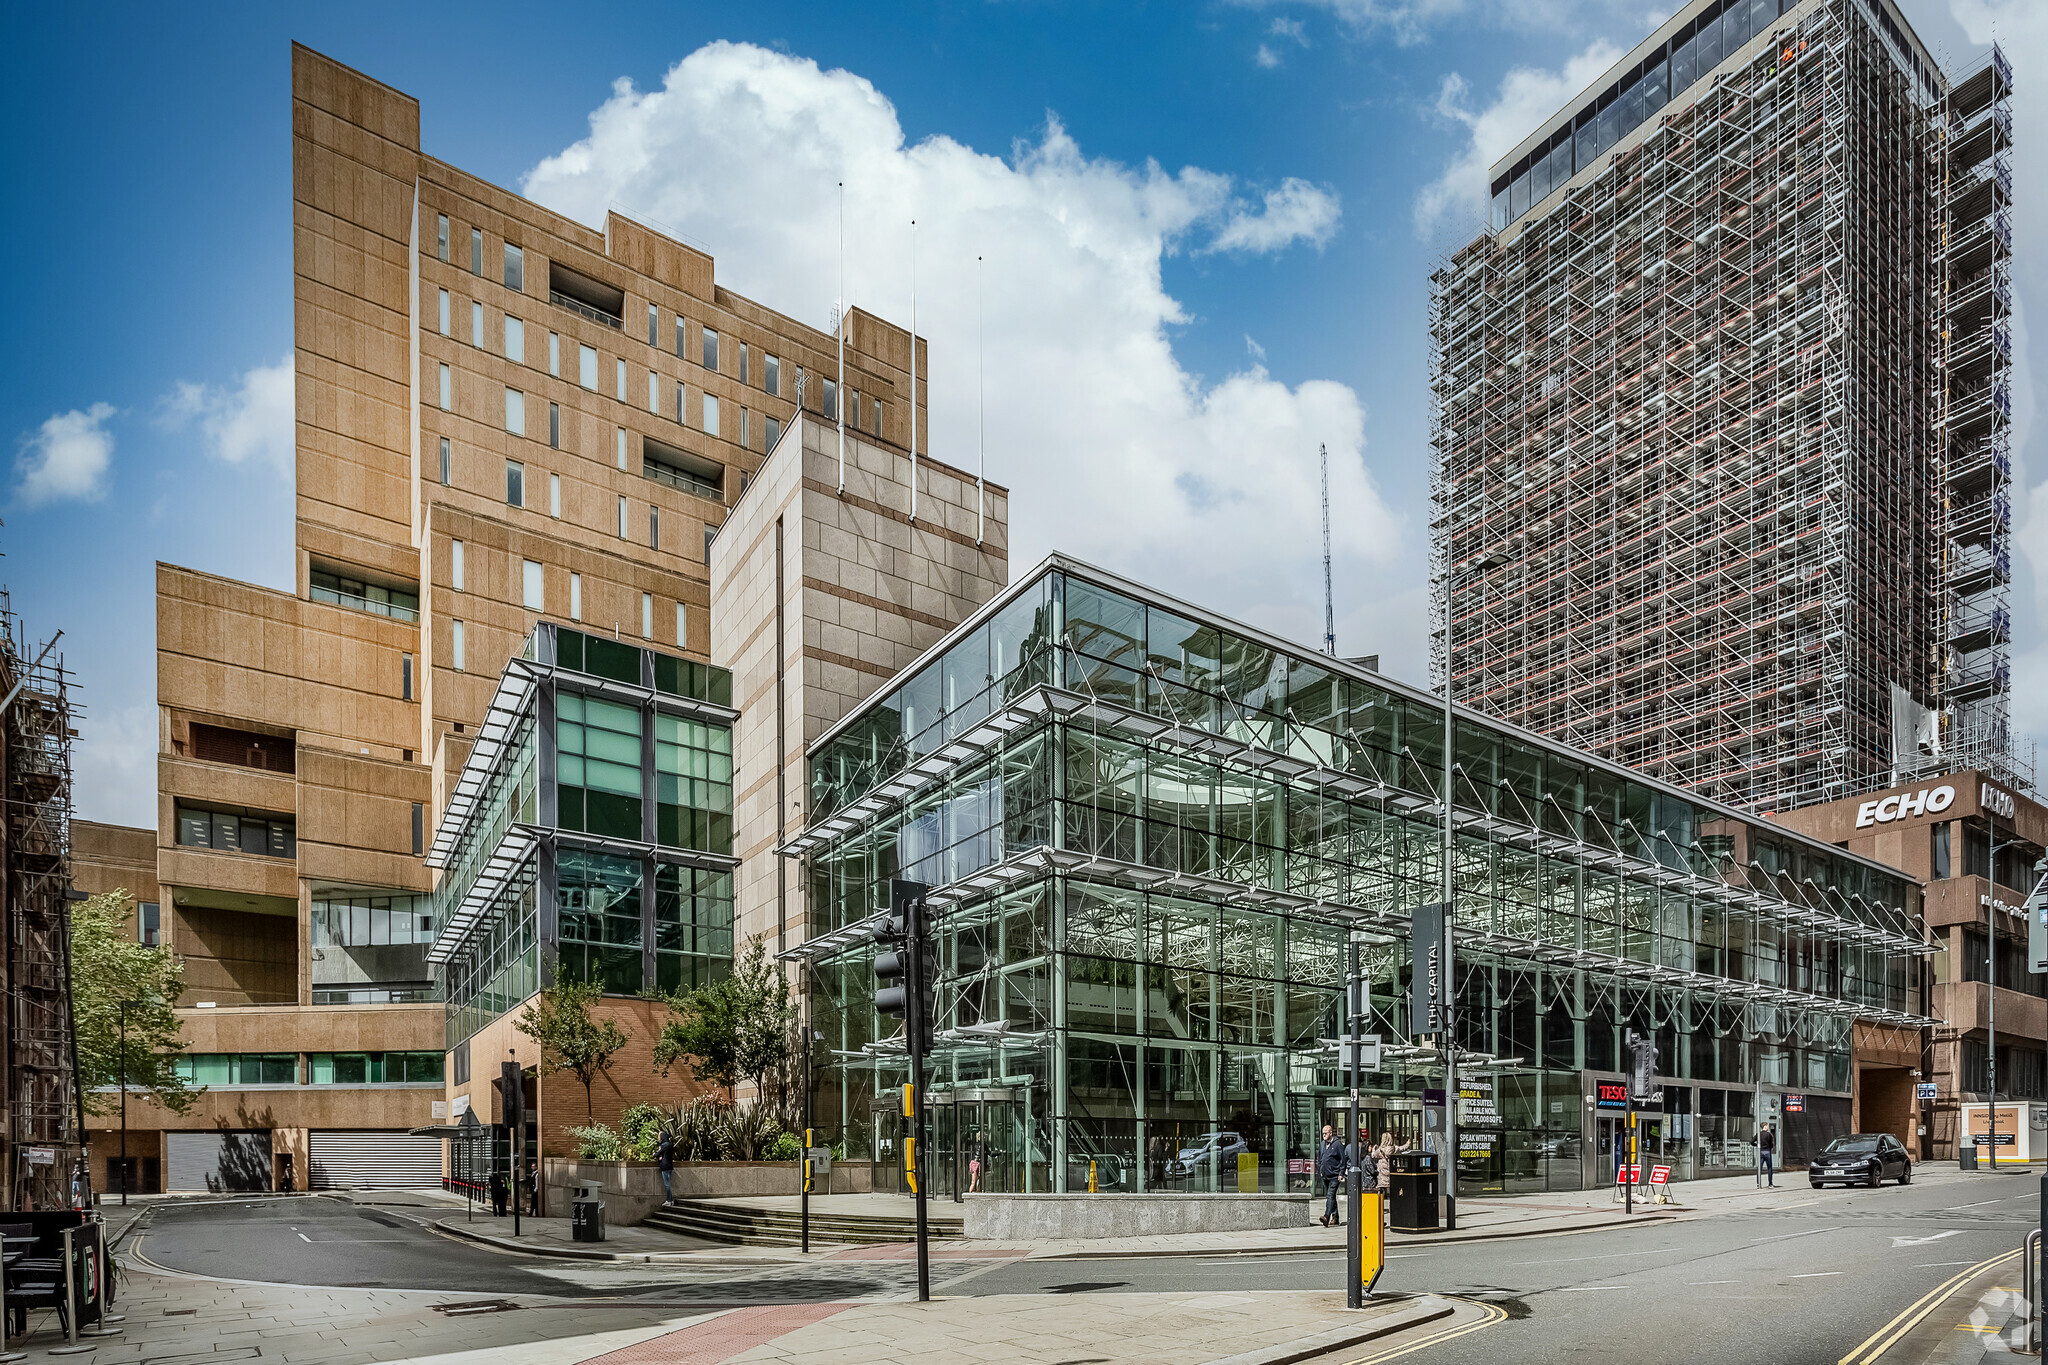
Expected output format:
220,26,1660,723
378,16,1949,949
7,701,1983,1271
656,1132,675,1205
1757,1122,1777,1188
525,1163,540,1216
1317,1123,1348,1227
489,1169,509,1217
1373,1130,1405,1198
968,1132,987,1193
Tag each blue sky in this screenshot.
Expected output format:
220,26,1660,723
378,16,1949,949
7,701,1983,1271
0,0,2028,828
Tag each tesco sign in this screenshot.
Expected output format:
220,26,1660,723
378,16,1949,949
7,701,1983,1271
1856,784,1955,828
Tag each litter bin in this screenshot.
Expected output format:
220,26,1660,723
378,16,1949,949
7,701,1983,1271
1389,1150,1439,1233
571,1179,607,1243
1960,1142,1979,1171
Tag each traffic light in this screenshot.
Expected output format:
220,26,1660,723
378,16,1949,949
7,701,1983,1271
874,880,934,1057
1625,1030,1657,1104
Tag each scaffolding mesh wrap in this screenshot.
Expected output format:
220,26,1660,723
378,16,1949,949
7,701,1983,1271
1429,1,2021,812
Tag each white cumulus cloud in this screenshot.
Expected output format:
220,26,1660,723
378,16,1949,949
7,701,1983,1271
14,403,115,506
161,355,294,472
1413,39,1623,241
522,42,1396,650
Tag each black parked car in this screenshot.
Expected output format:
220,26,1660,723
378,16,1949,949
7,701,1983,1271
1809,1133,1912,1188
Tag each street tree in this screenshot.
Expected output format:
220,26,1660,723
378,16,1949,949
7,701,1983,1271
69,888,198,1115
655,936,800,1114
515,976,629,1121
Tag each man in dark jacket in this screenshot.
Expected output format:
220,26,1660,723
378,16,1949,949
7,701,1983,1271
489,1169,508,1217
1757,1123,1777,1188
1318,1124,1347,1227
657,1133,676,1205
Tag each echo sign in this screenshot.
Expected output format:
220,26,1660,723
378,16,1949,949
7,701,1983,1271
1856,784,1955,828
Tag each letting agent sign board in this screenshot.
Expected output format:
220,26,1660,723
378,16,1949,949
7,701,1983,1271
1409,902,1448,1038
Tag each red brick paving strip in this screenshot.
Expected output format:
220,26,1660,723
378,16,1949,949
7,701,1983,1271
582,1303,852,1365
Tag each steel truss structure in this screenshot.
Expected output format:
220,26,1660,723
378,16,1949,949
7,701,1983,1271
1430,0,2022,813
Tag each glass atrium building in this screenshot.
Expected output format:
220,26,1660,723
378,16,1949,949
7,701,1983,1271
426,624,738,1055
784,557,1928,1197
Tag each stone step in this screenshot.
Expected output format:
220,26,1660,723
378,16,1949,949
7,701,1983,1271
645,1199,963,1247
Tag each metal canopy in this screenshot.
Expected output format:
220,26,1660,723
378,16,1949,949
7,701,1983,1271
425,659,538,869
426,827,537,964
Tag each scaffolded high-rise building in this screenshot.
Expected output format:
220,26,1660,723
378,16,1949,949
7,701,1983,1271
1429,0,2020,812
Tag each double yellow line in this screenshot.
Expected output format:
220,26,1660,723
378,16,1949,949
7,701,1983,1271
1837,1248,2020,1365
1338,1300,1508,1364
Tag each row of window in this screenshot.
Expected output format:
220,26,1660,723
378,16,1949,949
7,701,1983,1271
175,805,296,859
171,1051,445,1086
445,586,687,675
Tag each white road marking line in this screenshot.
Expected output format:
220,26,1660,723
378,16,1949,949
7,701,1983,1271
1385,1254,1433,1259
1687,1280,1740,1286
1516,1246,1681,1265
1556,1286,1629,1291
1892,1231,1963,1248
1789,1271,1843,1278
1914,1261,1981,1268
1944,1200,2004,1210
1748,1226,1840,1243
297,1232,311,1242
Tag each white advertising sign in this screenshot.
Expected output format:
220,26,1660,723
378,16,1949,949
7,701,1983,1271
1856,784,1955,829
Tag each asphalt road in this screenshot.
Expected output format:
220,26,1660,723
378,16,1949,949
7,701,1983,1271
960,1166,2043,1363
130,1197,953,1305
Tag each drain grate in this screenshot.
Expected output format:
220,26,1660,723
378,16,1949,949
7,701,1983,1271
162,1309,196,1316
430,1299,521,1316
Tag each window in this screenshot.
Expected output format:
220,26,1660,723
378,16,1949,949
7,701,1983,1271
847,392,858,429
402,652,414,701
675,317,688,359
507,459,525,507
654,717,734,855
412,801,425,857
1933,822,1953,881
738,343,749,385
618,496,629,539
504,314,524,364
175,805,296,858
676,602,688,648
557,698,645,843
823,378,838,420
579,344,598,389
649,369,659,413
310,567,419,621
503,243,524,291
523,559,544,610
703,394,720,439
740,408,750,451
438,437,450,485
438,364,451,410
504,388,525,436
617,427,629,471
704,525,716,562
643,438,723,500
872,396,882,437
438,289,450,335
549,332,561,376
570,572,582,621
549,472,561,518
137,901,160,948
765,416,781,451
648,303,658,346
642,592,654,639
470,228,484,275
436,213,449,262
650,505,660,551
549,402,560,449
472,300,484,348
174,1053,297,1086
452,619,466,671
451,539,465,590
764,354,780,397
309,1051,444,1084
702,329,719,372
616,358,627,401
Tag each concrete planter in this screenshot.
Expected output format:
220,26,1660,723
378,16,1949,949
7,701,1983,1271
962,1192,1315,1240
541,1158,872,1223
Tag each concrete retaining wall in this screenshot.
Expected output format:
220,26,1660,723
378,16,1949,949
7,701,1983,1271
962,1192,1315,1240
541,1159,872,1223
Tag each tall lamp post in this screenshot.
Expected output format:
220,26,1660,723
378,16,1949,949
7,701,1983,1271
116,999,142,1205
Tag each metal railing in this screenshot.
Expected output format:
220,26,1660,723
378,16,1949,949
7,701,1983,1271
310,583,419,623
2023,1227,2040,1354
549,290,623,331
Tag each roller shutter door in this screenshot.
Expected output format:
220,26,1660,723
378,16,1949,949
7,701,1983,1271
167,1130,272,1193
308,1130,444,1189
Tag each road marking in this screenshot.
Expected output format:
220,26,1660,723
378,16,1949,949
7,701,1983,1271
296,1233,311,1242
1385,1254,1432,1259
1789,1272,1843,1278
1780,1199,1822,1209
1687,1280,1740,1286
1914,1262,1980,1268
1556,1285,1629,1291
1891,1231,1962,1248
1516,1246,1681,1265
1943,1200,2003,1210
1336,1301,1505,1364
1837,1248,2020,1365
1749,1226,1840,1243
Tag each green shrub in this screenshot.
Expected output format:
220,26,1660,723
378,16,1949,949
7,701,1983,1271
767,1131,802,1162
567,1123,624,1161
619,1102,664,1161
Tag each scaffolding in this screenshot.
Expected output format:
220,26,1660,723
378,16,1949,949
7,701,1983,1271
0,590,84,1211
1430,0,2019,814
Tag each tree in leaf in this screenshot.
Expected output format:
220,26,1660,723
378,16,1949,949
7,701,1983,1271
69,888,199,1116
515,975,629,1121
655,936,800,1112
